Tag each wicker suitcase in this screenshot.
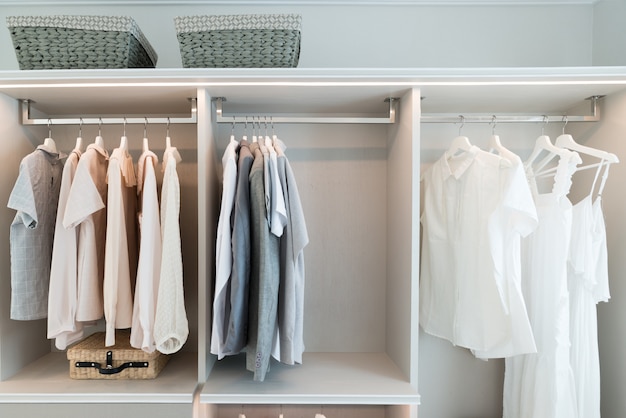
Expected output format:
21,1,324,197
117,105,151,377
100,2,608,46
67,330,169,380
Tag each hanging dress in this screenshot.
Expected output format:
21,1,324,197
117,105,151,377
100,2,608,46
568,161,611,418
504,149,580,418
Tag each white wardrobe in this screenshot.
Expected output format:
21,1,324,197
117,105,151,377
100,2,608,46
0,67,624,418
1,2,626,418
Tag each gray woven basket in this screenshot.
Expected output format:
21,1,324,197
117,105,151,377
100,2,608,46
7,15,158,70
174,14,301,68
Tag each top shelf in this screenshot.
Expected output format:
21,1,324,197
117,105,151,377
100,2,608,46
0,67,625,116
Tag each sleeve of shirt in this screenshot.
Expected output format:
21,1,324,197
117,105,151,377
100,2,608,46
63,157,105,229
502,158,538,237
7,158,38,229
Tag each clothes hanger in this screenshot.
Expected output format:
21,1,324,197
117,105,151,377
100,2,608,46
119,117,128,151
524,116,575,173
165,118,173,150
142,117,150,152
43,118,58,153
163,118,182,168
252,116,258,143
554,117,619,164
94,117,104,147
445,116,473,158
487,116,517,162
74,118,83,151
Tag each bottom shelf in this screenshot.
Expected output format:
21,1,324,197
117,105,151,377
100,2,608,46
0,351,198,403
200,352,420,405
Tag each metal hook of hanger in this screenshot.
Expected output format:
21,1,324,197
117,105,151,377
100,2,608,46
47,118,52,138
166,117,171,138
491,115,497,135
271,116,275,137
98,117,103,137
562,115,568,135
232,116,236,136
79,117,83,138
244,116,248,137
144,117,148,138
458,115,465,136
264,116,269,137
123,117,127,137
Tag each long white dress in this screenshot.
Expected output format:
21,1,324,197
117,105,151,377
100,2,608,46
568,161,611,418
504,150,580,418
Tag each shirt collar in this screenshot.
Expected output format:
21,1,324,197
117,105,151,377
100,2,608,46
442,145,480,180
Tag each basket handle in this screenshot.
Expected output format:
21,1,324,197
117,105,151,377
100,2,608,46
75,350,149,375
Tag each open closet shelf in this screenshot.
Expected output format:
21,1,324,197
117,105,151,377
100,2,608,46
1,67,626,116
0,352,197,403
200,353,417,405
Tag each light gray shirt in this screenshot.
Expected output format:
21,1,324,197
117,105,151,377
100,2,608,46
246,143,280,382
8,144,64,320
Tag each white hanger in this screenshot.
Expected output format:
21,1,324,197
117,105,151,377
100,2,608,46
487,117,518,163
94,118,104,147
555,133,619,164
445,135,472,159
43,119,58,153
119,118,128,151
142,118,150,152
74,118,83,151
524,134,569,172
165,118,173,150
43,137,58,153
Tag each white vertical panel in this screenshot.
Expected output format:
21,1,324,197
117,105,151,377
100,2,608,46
385,87,420,397
197,88,217,382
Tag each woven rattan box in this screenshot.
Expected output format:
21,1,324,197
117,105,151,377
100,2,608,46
67,330,169,380
6,15,158,70
174,14,301,68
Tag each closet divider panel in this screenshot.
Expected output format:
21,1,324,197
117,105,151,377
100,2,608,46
385,88,420,386
198,88,219,383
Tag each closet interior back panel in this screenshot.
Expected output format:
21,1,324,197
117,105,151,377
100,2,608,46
200,88,420,411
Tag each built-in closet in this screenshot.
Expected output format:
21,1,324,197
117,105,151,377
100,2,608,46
0,67,625,418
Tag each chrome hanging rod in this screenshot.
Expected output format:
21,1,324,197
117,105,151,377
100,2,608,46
420,95,604,124
214,97,399,124
19,98,198,126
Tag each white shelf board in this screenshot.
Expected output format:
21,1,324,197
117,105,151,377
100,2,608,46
0,351,198,404
1,67,626,118
200,352,420,405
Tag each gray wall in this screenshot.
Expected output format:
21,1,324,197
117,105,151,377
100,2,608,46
0,3,595,70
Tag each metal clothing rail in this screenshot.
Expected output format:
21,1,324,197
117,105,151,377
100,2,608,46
421,95,604,124
19,98,198,126
214,97,399,124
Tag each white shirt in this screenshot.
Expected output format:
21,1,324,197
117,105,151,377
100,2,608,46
154,147,189,354
267,136,287,237
420,146,537,353
48,149,83,349
103,147,138,347
130,150,162,353
63,143,109,322
472,151,538,358
211,137,238,359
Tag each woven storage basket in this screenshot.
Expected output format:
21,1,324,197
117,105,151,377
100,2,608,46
174,14,301,68
6,15,158,70
67,330,169,380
